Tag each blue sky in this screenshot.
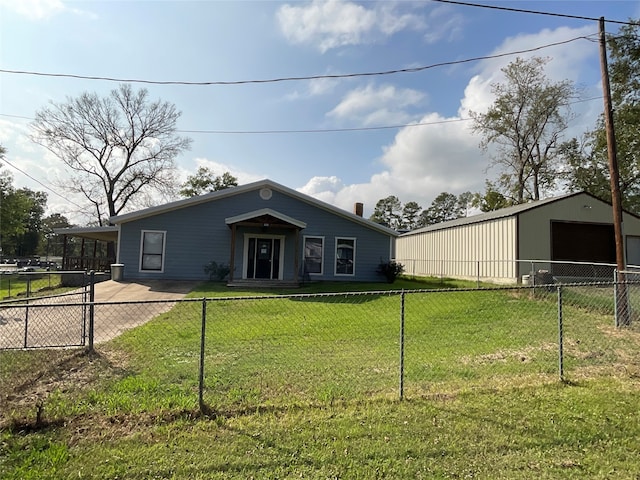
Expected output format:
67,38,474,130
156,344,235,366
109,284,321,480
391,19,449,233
1,0,640,223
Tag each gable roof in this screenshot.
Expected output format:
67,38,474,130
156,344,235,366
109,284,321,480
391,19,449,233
401,191,629,237
110,179,398,236
225,208,307,229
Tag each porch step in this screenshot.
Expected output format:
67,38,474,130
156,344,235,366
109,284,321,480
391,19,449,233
227,280,300,289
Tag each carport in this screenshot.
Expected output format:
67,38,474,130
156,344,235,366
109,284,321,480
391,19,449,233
54,226,118,272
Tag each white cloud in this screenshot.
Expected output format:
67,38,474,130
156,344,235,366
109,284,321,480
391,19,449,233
297,175,345,204
277,0,423,53
299,25,603,217
285,77,341,101
423,4,465,44
0,0,95,20
298,113,482,217
327,84,425,125
459,25,598,118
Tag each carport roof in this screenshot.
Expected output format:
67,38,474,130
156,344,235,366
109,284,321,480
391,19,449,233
53,226,118,242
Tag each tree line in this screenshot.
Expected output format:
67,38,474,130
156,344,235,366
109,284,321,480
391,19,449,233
3,22,640,253
371,23,640,230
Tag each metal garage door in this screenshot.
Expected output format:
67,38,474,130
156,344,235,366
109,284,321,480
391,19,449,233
551,221,616,263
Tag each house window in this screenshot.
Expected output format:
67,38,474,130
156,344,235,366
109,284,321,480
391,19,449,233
140,230,165,272
304,236,324,275
335,237,355,276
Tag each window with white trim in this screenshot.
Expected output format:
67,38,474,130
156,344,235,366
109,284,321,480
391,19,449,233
335,237,355,276
303,236,324,275
140,230,165,272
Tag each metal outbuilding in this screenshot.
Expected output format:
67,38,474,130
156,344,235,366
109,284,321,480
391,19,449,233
395,191,640,284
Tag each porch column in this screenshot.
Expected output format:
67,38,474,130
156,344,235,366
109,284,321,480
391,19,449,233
229,224,236,282
294,228,300,283
80,238,86,270
92,240,98,271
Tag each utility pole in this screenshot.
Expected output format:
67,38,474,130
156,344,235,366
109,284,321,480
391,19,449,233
599,17,629,326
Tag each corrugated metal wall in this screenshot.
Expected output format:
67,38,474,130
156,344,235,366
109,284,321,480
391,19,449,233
396,217,518,283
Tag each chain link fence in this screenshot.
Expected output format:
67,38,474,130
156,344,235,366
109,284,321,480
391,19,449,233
2,281,639,418
399,258,620,285
0,270,91,300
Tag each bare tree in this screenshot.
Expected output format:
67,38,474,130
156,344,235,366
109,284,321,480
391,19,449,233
470,57,576,203
31,84,192,225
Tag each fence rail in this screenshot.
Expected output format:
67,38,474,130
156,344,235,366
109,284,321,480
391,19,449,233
397,258,623,285
2,280,639,417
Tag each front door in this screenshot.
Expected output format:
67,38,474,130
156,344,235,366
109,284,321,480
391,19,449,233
246,237,281,280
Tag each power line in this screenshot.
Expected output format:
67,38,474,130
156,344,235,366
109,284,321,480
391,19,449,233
0,95,604,136
0,34,595,87
431,0,638,26
180,118,470,135
0,157,86,210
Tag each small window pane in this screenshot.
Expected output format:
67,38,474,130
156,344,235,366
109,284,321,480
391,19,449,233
142,254,162,271
304,237,323,274
141,231,164,271
336,238,354,275
143,232,164,255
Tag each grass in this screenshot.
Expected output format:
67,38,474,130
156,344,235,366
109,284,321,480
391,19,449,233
1,277,640,479
0,272,66,300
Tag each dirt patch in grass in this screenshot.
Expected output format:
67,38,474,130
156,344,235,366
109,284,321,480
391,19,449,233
599,322,640,342
0,348,130,429
460,343,557,365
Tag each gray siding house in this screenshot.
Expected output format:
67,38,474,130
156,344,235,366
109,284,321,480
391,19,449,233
109,179,397,284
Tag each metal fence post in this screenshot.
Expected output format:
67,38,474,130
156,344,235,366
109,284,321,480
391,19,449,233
81,274,89,345
198,298,207,413
399,291,405,401
531,261,535,287
557,285,564,381
614,269,619,327
23,296,30,348
88,270,95,353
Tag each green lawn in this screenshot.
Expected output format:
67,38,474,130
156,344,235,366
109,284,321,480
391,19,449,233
0,272,65,299
1,278,639,479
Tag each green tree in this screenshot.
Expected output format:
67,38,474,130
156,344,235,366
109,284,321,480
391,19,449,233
14,188,47,257
471,181,512,212
179,167,238,197
457,191,475,217
562,22,640,213
400,201,422,230
471,57,576,204
420,192,463,226
0,154,48,257
39,213,73,258
31,84,192,225
370,195,402,229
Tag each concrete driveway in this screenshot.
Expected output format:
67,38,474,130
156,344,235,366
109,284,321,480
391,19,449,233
0,280,200,349
93,279,199,302
92,280,201,344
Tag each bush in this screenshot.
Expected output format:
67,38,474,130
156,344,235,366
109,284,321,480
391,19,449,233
203,261,231,281
377,260,405,283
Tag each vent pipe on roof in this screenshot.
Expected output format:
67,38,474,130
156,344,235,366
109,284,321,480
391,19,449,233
354,202,364,217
